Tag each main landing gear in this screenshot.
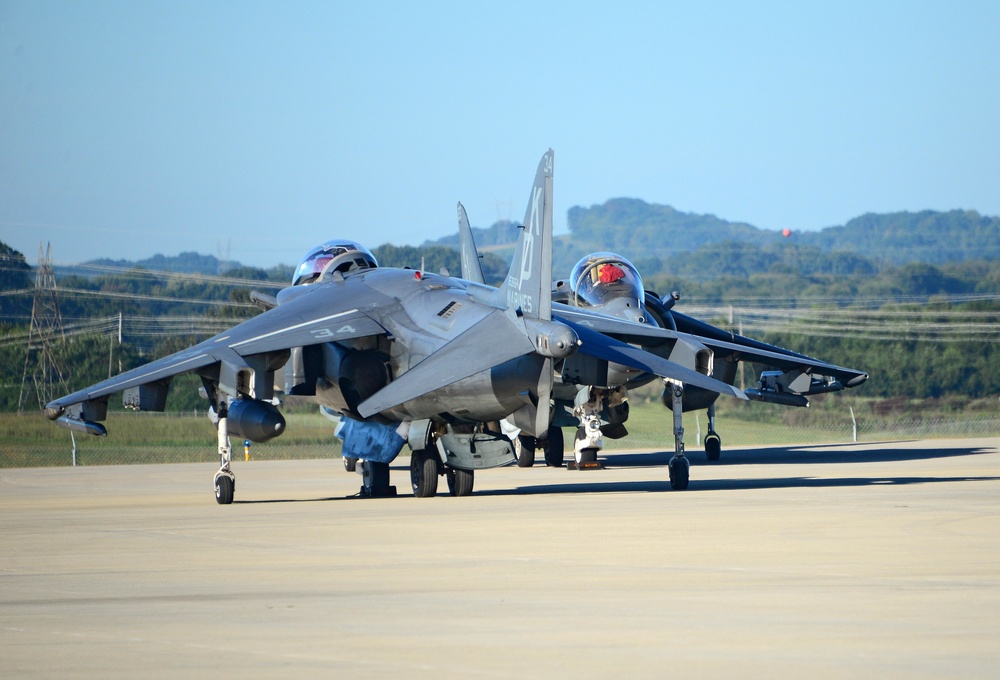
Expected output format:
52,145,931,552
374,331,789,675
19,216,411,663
408,453,474,498
569,389,614,470
362,452,474,499
513,427,565,468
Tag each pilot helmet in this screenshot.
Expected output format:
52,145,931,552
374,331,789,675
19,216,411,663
569,252,645,307
292,240,378,286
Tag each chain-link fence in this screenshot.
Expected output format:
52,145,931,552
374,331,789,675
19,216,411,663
2,409,997,468
0,411,343,468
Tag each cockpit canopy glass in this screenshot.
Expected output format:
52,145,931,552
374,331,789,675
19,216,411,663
292,240,378,286
569,252,645,307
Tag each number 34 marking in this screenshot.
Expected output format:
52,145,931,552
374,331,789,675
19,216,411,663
310,325,357,339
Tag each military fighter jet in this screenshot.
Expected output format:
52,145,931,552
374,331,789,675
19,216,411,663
458,200,869,486
44,149,744,502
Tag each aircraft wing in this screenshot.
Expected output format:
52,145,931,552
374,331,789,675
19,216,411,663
45,281,390,416
552,304,868,389
669,311,869,388
559,318,746,400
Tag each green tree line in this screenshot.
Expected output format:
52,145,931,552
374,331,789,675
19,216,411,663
2,227,998,413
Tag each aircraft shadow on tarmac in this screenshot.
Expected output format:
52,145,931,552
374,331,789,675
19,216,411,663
235,442,998,502
485,442,1000,496
602,441,995,469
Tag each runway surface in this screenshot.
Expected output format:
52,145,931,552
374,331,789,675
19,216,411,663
2,438,999,679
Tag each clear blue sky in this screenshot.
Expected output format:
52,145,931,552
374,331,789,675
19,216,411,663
2,1,998,269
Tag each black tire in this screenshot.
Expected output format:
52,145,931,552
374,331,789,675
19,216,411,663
543,426,564,467
577,448,598,465
447,467,474,497
362,461,391,496
215,475,234,505
514,435,536,468
344,456,358,472
669,459,690,491
705,433,721,462
410,450,439,498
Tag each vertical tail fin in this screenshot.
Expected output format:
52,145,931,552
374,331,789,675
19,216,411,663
497,149,554,321
457,202,486,284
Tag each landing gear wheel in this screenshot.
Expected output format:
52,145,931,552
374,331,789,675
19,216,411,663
361,461,396,497
214,473,234,505
514,435,536,468
410,450,439,498
446,467,474,496
669,456,690,491
343,456,358,472
576,448,598,465
543,426,564,467
704,433,721,462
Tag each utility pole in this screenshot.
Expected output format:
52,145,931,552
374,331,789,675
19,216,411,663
18,243,68,413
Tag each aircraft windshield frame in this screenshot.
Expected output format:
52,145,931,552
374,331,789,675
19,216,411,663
293,241,378,285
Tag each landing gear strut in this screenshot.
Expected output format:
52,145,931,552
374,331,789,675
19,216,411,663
667,382,690,491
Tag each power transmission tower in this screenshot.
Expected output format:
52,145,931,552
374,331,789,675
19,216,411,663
18,243,68,413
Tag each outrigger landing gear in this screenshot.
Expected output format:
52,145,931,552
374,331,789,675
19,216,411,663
704,401,721,462
514,428,564,468
214,404,235,505
667,382,690,491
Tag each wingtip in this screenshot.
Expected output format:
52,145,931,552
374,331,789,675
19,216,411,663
847,373,870,388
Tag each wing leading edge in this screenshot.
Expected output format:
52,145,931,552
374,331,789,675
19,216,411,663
553,305,868,390
44,282,389,423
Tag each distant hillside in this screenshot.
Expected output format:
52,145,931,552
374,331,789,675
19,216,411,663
426,199,1000,274
85,251,235,276
429,219,522,249
796,210,999,265
567,198,783,255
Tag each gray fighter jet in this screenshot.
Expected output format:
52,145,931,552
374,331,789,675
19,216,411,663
458,203,869,485
43,150,744,502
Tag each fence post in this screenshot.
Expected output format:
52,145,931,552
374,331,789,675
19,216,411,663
71,431,78,466
850,407,857,443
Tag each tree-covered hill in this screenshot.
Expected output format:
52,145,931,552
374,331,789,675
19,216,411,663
427,199,1000,276
3,190,999,413
0,244,33,324
796,210,1000,265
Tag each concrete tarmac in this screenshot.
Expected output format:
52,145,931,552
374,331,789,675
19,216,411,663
2,438,998,679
